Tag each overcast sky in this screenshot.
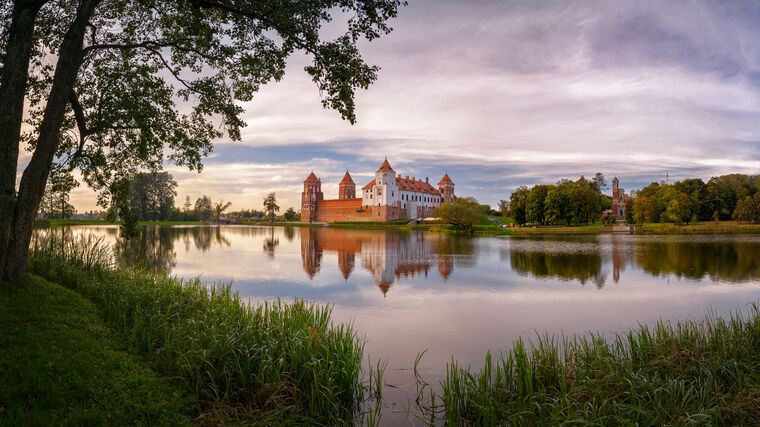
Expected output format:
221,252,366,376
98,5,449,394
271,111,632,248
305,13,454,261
55,0,760,211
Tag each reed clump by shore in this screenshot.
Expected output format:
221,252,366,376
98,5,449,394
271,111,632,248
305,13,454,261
27,233,367,424
417,308,760,425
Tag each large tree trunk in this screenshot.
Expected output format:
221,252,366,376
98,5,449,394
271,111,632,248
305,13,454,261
0,0,46,281
3,0,100,279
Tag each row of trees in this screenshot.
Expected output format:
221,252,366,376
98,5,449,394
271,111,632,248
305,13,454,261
48,172,302,224
630,174,760,225
509,174,610,226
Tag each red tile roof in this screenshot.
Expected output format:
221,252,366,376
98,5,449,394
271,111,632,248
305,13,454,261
362,177,441,195
339,171,355,185
438,173,454,185
304,171,320,183
375,158,395,173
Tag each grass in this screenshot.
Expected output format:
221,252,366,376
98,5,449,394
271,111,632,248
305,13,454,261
27,233,370,424
637,221,760,235
0,276,192,425
417,307,760,425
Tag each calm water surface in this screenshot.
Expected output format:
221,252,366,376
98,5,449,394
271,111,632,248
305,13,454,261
68,225,760,422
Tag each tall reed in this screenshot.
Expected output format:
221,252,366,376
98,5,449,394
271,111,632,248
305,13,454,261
29,232,368,424
418,309,760,425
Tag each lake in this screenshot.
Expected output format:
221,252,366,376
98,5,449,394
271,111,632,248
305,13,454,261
63,225,760,423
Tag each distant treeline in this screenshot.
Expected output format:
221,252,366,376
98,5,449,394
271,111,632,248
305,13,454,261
509,174,610,225
125,172,267,222
508,173,760,226
631,174,760,224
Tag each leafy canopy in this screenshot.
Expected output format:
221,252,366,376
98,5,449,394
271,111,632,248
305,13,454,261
9,0,404,208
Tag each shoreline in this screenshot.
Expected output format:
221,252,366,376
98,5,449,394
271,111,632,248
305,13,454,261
47,218,760,236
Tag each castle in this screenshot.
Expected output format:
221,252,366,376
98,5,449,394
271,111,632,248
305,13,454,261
301,159,455,222
611,177,629,220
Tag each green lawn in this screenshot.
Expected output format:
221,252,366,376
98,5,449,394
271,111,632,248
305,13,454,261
0,277,192,425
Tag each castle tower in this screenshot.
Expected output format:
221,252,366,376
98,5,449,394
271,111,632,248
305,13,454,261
301,171,323,222
338,170,356,200
612,176,620,199
373,158,399,220
438,172,455,204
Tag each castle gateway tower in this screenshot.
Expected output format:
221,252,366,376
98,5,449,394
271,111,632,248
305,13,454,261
300,172,323,222
338,171,356,199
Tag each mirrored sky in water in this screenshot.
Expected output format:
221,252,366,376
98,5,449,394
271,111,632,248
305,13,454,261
66,225,760,419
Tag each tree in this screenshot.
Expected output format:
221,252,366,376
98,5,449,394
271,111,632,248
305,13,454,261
436,197,480,230
733,196,759,223
194,196,213,222
129,172,177,221
283,207,298,222
263,193,280,223
592,172,607,193
212,200,232,222
0,0,404,280
526,185,549,225
183,196,192,213
497,199,509,216
39,169,78,219
509,186,529,225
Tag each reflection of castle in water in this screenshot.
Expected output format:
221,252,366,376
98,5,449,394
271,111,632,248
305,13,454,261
299,228,456,295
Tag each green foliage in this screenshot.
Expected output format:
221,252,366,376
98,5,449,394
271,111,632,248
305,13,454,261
0,276,192,425
632,174,760,225
193,195,213,222
436,197,480,230
9,0,405,234
263,192,280,223
512,175,606,226
105,178,138,238
509,186,529,225
212,200,232,222
27,233,368,424
525,185,549,225
129,172,177,221
38,167,78,219
732,194,760,223
419,307,760,425
283,207,298,222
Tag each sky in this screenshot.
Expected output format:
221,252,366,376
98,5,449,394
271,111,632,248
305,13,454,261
35,0,760,211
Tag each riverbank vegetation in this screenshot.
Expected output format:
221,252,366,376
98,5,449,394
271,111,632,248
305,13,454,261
0,276,192,425
25,234,370,424
418,306,760,425
508,174,611,226
631,174,760,225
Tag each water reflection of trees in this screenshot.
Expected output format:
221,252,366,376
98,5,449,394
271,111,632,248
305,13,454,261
634,238,760,282
510,250,606,287
114,226,232,273
263,227,279,258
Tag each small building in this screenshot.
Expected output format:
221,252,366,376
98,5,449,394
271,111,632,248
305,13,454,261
301,159,455,222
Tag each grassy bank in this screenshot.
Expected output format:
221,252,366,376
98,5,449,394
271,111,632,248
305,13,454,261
418,308,760,425
637,221,760,235
27,234,369,424
0,276,192,425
